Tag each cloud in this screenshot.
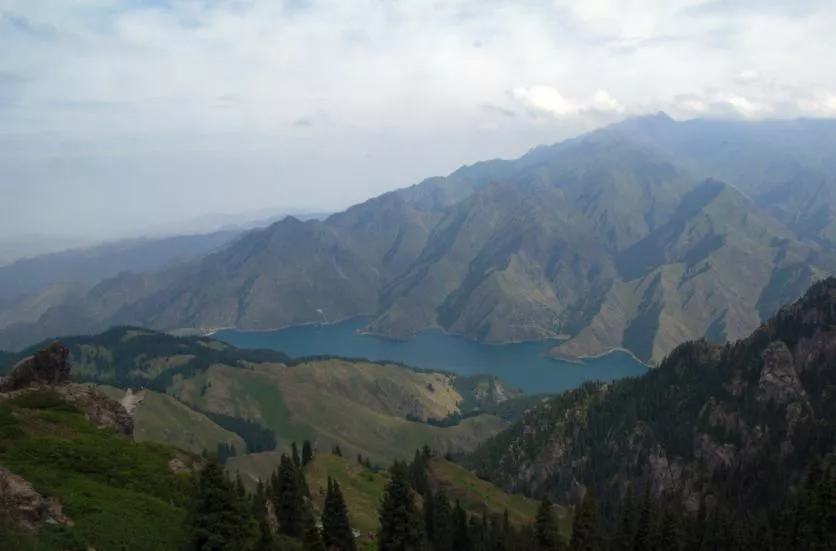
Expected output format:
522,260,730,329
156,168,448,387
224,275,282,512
1,0,836,237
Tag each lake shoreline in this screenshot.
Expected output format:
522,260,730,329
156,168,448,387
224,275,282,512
215,318,648,395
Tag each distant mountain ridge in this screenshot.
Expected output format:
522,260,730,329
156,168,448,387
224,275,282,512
3,114,836,362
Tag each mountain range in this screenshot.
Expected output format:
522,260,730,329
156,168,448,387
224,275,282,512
4,114,836,363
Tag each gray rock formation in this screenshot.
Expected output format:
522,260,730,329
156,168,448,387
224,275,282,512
0,342,71,392
0,467,73,532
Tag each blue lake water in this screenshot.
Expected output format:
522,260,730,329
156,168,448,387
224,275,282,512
215,317,648,395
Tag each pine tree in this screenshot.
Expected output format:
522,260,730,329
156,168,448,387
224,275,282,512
452,500,471,551
235,473,247,500
468,514,485,551
255,516,274,551
633,485,653,551
423,488,436,544
276,453,304,538
570,493,599,551
302,440,314,466
303,501,326,551
535,498,560,550
432,491,453,551
253,479,268,520
184,459,256,551
611,486,635,551
657,508,683,551
378,462,424,551
293,442,302,469
322,477,356,551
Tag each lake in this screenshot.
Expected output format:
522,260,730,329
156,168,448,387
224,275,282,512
215,317,648,394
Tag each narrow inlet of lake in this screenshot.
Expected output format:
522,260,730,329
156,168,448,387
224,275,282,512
215,317,648,394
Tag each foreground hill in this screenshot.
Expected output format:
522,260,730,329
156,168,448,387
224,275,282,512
0,387,196,550
468,278,836,521
1,327,527,464
4,115,836,363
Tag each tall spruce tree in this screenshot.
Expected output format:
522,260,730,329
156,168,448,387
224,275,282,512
322,477,356,551
611,486,635,551
423,488,436,545
254,517,274,551
275,453,305,539
432,491,453,551
378,462,424,551
535,498,561,551
302,501,326,551
184,459,255,551
302,440,314,466
452,500,471,551
570,493,599,551
633,486,653,551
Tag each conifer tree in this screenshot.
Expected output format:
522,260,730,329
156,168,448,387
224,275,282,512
235,473,247,500
322,477,356,551
253,479,268,520
432,491,453,551
184,459,255,551
423,488,436,544
633,485,653,551
276,453,304,538
657,508,683,551
611,486,635,551
254,517,274,551
302,440,314,466
452,500,471,551
535,497,560,550
570,493,599,551
303,501,326,551
378,462,424,551
333,445,343,457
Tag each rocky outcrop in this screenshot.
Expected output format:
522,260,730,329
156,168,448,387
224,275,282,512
0,342,71,392
58,384,135,438
0,467,73,532
758,341,807,405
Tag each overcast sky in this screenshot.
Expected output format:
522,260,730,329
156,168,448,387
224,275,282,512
2,0,836,239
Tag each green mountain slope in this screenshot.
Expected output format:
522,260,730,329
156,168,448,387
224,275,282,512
0,388,195,550
468,278,836,518
4,116,835,364
98,385,246,455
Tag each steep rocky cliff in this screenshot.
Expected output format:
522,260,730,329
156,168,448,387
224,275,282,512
468,278,836,515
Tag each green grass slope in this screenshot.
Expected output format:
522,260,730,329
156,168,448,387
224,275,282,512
98,385,245,454
0,389,195,550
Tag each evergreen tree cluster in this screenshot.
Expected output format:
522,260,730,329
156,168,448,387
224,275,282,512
185,440,358,551
216,442,239,466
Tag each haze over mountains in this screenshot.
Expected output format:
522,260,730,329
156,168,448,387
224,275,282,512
3,114,836,364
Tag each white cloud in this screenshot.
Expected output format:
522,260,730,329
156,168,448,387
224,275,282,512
1,0,836,237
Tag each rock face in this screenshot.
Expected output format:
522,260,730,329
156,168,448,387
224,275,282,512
0,467,73,532
0,341,71,392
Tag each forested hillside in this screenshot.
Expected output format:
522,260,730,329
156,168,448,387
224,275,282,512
467,278,836,548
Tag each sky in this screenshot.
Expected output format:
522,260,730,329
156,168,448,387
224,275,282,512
2,0,836,240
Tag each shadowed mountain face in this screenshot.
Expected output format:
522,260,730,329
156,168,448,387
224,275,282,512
466,277,836,517
3,115,836,362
